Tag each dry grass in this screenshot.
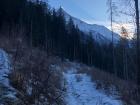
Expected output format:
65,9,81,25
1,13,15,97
8,49,65,105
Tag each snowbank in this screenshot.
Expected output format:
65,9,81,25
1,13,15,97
0,49,17,103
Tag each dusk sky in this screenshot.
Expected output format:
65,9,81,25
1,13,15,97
43,0,134,37
46,0,109,27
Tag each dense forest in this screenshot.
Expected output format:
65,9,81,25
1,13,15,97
0,0,138,80
0,0,140,104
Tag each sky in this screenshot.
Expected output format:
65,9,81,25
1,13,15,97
42,0,135,38
45,0,110,27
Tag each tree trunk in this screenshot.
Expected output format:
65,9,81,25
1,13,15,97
134,0,140,92
109,0,116,76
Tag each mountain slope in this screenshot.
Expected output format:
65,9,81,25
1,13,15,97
63,9,120,43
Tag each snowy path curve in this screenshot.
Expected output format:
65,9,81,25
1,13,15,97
64,68,122,105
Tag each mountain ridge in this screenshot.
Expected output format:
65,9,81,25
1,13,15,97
62,9,120,44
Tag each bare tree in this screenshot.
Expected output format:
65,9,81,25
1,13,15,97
120,0,140,93
107,0,118,76
121,26,129,80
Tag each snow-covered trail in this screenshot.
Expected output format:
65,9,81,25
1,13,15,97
63,67,122,105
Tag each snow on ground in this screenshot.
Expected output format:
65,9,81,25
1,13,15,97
0,49,17,102
63,66,122,105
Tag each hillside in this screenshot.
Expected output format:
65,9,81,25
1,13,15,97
0,51,123,105
62,9,120,44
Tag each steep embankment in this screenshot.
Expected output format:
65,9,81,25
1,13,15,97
0,49,17,104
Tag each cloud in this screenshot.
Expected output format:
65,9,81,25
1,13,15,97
108,23,135,38
84,19,135,38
